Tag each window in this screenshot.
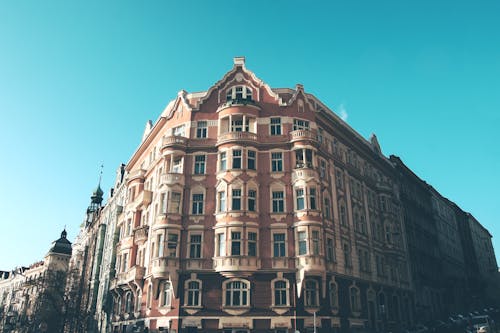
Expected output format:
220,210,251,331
194,155,206,174
169,192,181,214
186,280,201,306
247,150,256,170
248,190,256,212
160,193,167,214
189,234,202,259
157,234,164,257
125,292,134,313
273,233,286,257
172,157,183,173
220,152,227,171
309,188,317,210
167,234,178,257
196,121,207,138
147,284,152,308
161,281,172,307
326,238,335,262
293,119,310,131
320,160,326,178
274,280,288,306
173,125,185,137
219,191,226,212
298,231,307,255
295,148,313,168
305,280,318,307
324,197,331,220
329,282,338,308
248,232,257,256
226,85,252,102
335,169,344,189
343,243,351,267
270,117,282,135
296,189,305,210
271,152,283,172
192,193,204,215
232,189,241,210
231,117,249,132
231,232,241,255
272,191,284,213
317,128,324,144
350,286,361,312
217,233,225,256
339,202,347,226
225,280,249,307
312,230,320,255
232,150,242,169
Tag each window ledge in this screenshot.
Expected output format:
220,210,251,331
271,305,291,315
184,306,203,315
222,306,251,315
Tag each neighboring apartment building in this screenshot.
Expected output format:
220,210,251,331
0,230,72,333
390,156,443,322
106,57,413,333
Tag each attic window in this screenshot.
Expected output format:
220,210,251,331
226,85,252,102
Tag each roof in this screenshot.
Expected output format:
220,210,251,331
47,229,72,256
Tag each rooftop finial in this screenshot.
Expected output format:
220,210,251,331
234,56,246,67
98,164,104,186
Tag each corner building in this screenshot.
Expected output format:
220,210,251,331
110,57,413,333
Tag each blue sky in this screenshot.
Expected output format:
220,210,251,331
0,0,499,270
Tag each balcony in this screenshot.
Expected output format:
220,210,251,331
291,168,317,183
160,173,185,186
115,266,146,286
128,169,146,182
162,135,188,150
216,131,258,146
296,255,325,274
290,129,317,144
134,225,149,244
151,257,179,280
213,256,261,277
132,190,152,209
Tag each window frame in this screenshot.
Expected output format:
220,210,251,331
196,121,208,138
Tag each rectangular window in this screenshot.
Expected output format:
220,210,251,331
248,232,257,256
293,119,310,130
309,188,316,210
167,234,178,257
231,118,249,132
344,243,351,267
296,188,305,210
248,190,256,212
273,233,286,257
271,152,283,172
217,233,225,256
335,169,344,189
231,232,241,255
122,253,128,272
298,231,307,255
160,193,167,214
194,155,206,174
219,191,226,212
157,234,164,257
189,234,202,259
173,125,185,137
247,150,256,170
220,152,227,171
172,157,183,173
196,121,207,138
168,192,181,214
192,193,204,215
272,191,284,213
270,117,282,135
320,160,326,178
324,198,331,219
326,238,335,261
232,189,241,210
232,150,242,169
312,230,320,255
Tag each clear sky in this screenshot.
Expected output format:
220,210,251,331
0,0,499,270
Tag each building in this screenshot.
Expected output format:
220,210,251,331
0,230,72,333
105,57,413,333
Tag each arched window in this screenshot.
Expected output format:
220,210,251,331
135,290,141,311
273,280,289,306
125,291,134,313
329,281,338,309
160,281,172,307
224,280,249,307
185,280,201,307
226,85,253,102
350,286,361,312
305,279,319,307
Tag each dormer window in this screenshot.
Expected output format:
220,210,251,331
226,85,253,102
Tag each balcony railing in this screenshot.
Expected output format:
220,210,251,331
213,256,261,277
290,129,317,143
134,225,149,244
291,168,317,183
151,257,179,279
160,173,185,186
216,131,258,145
162,135,188,149
132,190,152,208
115,266,146,286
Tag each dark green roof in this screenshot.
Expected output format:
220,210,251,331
47,229,72,256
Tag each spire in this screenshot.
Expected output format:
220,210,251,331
88,165,104,214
